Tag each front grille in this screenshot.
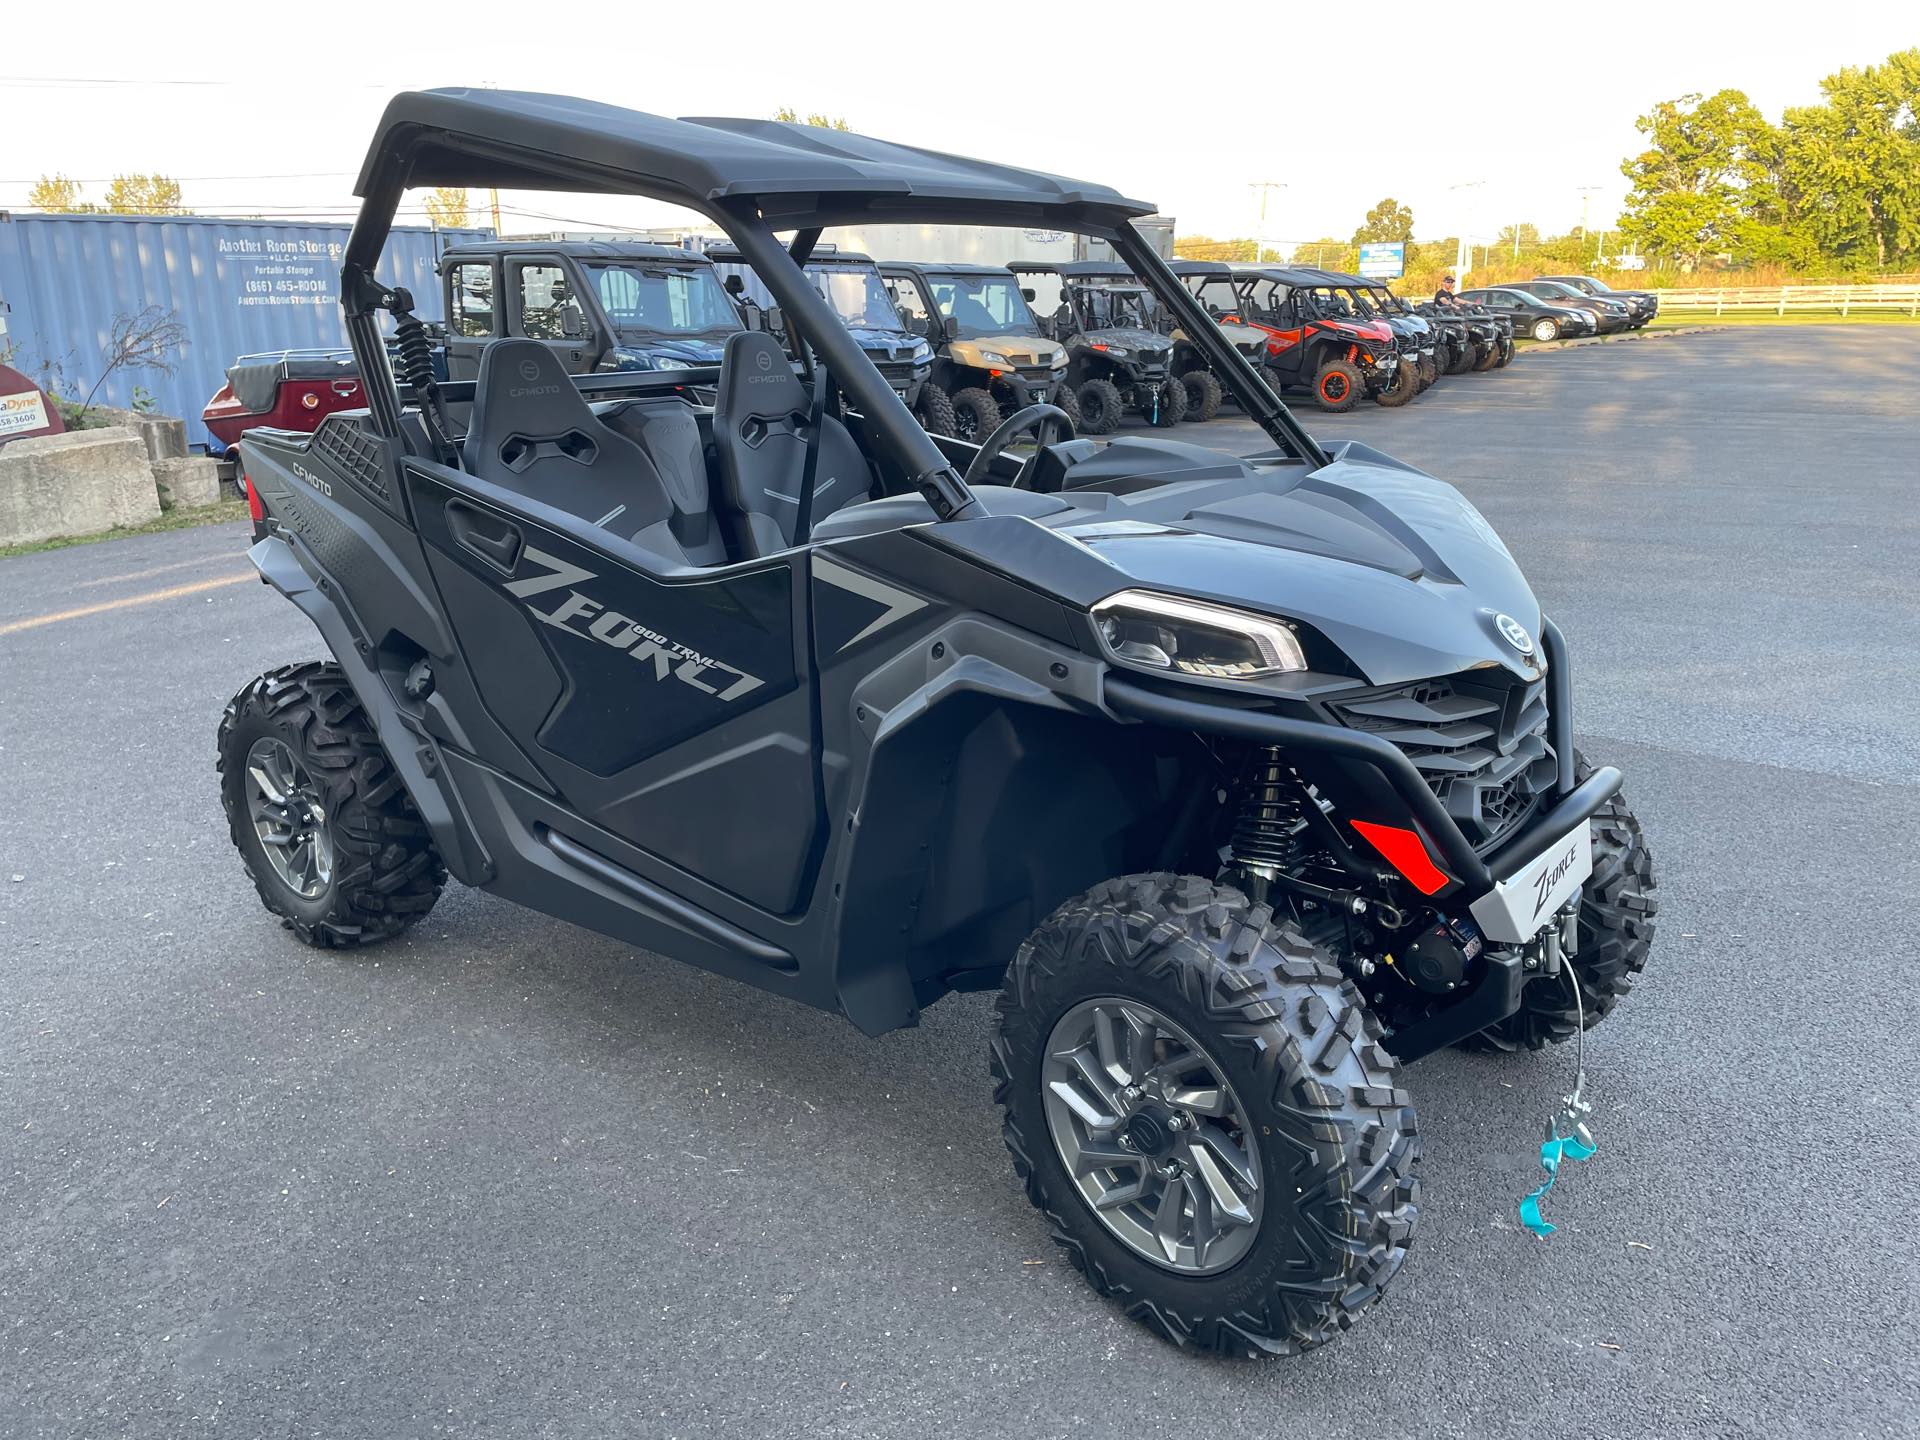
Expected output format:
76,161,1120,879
1015,365,1055,388
1327,671,1555,850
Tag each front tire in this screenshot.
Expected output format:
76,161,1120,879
1311,359,1362,412
948,387,1000,443
218,661,445,948
1076,377,1125,434
1180,368,1223,421
1531,318,1560,342
1460,756,1657,1052
993,874,1420,1357
1373,357,1418,407
915,384,957,438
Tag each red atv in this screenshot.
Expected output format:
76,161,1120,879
202,351,364,486
1180,265,1409,412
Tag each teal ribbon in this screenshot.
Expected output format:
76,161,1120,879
1519,1128,1596,1238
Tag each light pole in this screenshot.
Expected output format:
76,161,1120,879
1448,180,1485,282
1248,181,1288,264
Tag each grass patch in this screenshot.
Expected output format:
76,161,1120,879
0,498,250,560
1646,311,1920,328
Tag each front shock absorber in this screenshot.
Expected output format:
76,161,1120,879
1228,745,1309,900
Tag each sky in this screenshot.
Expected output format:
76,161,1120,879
2,0,1915,251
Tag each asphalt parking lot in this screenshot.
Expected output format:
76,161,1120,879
3,326,1916,1438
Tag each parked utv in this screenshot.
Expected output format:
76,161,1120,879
221,89,1656,1361
1296,268,1434,396
708,244,951,436
879,262,1075,440
1415,297,1509,372
1165,259,1275,411
1008,261,1197,431
437,240,746,381
1180,265,1409,411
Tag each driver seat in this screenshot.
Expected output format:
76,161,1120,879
711,331,872,557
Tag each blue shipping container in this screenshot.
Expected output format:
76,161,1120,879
0,213,491,447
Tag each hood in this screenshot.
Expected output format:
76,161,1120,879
936,438,1545,688
1323,318,1394,345
949,334,1064,367
607,334,735,368
1082,327,1173,353
843,325,928,362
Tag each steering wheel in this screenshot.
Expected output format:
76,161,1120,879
960,403,1077,490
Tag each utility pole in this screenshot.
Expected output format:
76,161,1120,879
1449,180,1485,282
489,187,503,236
1577,186,1603,263
1248,181,1287,264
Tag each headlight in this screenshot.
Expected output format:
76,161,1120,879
911,338,932,360
980,351,1012,367
1049,353,1068,371
652,357,693,371
1091,591,1307,680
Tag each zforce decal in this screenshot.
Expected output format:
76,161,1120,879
505,547,764,702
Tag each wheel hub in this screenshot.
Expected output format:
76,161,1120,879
1040,997,1263,1275
244,737,333,900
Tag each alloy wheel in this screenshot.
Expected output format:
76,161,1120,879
1041,997,1264,1274
244,737,333,899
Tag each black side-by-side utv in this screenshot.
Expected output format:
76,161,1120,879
1007,260,1204,432
221,88,1656,1360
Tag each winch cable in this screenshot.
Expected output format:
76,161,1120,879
1519,946,1596,1239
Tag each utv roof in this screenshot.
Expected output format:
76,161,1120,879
355,89,1156,231
878,261,1017,277
705,243,879,266
1006,260,1135,277
1167,259,1234,276
438,240,711,265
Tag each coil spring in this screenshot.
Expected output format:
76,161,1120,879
1229,745,1309,874
393,314,436,397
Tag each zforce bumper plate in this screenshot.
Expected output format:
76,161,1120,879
1468,821,1594,945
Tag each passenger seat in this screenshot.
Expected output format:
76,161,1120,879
711,332,873,557
464,340,698,566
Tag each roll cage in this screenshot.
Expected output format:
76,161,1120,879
341,88,1328,494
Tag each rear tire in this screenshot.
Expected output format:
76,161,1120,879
1373,357,1418,407
1311,359,1362,412
949,387,1000,443
993,874,1420,1357
915,384,957,439
1180,369,1223,421
218,661,445,949
1459,754,1657,1052
1076,377,1125,434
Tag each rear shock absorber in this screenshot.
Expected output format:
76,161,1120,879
392,310,437,400
1228,746,1309,902
383,286,458,467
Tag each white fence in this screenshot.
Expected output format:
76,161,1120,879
1652,284,1920,316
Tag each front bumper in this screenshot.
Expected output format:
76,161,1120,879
1102,619,1620,1058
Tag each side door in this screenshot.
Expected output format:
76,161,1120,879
443,257,500,383
506,256,600,374
402,462,827,920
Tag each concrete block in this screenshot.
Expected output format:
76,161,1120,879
85,406,189,465
0,427,161,546
154,455,222,510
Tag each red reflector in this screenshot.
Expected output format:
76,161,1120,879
1351,820,1450,895
244,474,264,523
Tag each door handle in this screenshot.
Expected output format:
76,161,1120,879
446,498,522,574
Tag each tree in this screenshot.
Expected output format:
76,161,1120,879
423,186,471,229
76,306,189,418
1779,49,1920,268
102,174,186,215
1497,222,1542,250
1617,90,1781,266
28,174,94,212
1296,237,1359,271
1172,234,1261,261
774,107,852,131
1352,198,1415,246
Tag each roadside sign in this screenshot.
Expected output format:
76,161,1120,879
0,364,63,444
1358,242,1406,280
